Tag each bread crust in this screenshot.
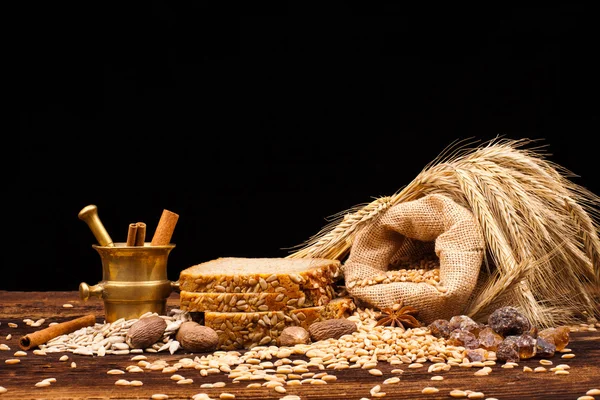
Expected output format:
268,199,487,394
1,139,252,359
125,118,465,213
178,257,342,298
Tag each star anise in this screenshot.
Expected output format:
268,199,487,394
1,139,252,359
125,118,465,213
375,301,421,329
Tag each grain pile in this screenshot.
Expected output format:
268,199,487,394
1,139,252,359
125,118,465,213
1,308,598,399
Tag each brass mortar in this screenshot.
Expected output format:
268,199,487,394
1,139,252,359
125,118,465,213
78,204,179,322
80,243,180,322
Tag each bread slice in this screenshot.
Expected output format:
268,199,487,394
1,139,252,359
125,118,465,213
179,285,337,313
203,297,356,350
178,257,342,298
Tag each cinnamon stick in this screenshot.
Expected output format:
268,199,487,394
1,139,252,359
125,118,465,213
151,209,179,246
126,223,138,246
134,222,146,246
19,314,97,351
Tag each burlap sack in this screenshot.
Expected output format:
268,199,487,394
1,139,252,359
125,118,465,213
342,193,485,324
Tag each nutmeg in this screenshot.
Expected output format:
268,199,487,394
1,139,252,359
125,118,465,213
176,321,219,353
277,326,310,347
125,316,167,349
308,318,357,342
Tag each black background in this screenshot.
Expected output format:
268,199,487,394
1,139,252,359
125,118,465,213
16,4,598,292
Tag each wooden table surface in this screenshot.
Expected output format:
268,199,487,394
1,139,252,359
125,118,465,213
1,291,599,400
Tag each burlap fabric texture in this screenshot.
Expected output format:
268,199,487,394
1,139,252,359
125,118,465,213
342,193,485,324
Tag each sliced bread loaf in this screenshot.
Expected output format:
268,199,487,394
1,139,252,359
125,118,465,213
203,297,356,350
178,257,342,298
179,284,337,313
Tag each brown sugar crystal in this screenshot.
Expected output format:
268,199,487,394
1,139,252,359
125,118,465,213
448,315,484,335
488,306,531,337
478,326,503,352
538,326,570,351
496,336,520,363
428,319,452,339
447,329,480,349
535,336,556,358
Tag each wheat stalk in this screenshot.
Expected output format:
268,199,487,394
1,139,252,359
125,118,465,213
287,137,600,327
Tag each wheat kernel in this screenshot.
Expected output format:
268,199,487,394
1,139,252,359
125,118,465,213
431,375,444,380
114,379,130,386
5,359,20,365
534,367,547,373
107,369,125,375
59,355,69,361
0,387,7,393
561,353,575,359
42,378,57,383
63,303,74,308
220,394,235,399
467,392,485,399
577,396,595,400
450,390,467,398
523,366,533,372
369,369,383,376
421,387,439,394
560,348,572,352
587,389,600,395
555,370,569,375
35,381,51,388
151,395,169,400
539,359,553,365
370,384,381,395
71,362,77,368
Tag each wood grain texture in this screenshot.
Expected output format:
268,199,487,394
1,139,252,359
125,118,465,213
0,291,599,399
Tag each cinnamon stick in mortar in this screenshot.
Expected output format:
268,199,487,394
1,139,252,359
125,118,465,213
19,314,97,351
150,209,179,246
134,222,146,246
126,223,138,246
